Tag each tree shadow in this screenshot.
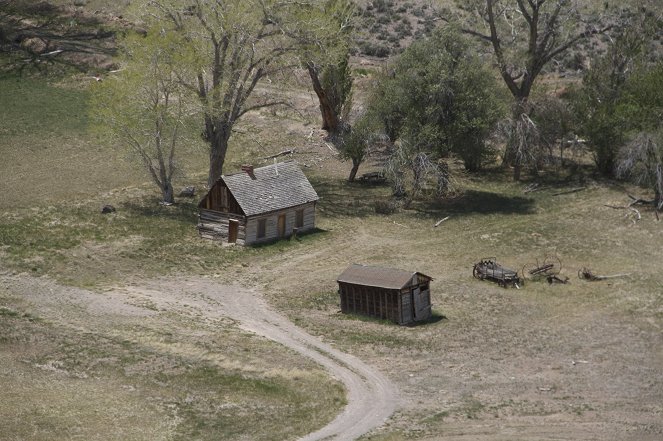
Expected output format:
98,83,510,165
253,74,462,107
121,199,199,224
433,190,537,216
309,175,391,219
248,227,329,249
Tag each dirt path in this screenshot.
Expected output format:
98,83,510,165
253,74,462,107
181,280,400,441
3,273,399,441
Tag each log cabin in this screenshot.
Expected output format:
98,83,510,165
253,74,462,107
197,161,319,245
337,264,433,325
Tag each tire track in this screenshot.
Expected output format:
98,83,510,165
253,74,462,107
203,284,399,441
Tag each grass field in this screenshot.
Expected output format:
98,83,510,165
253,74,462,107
1,29,662,441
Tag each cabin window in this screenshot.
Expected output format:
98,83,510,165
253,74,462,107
295,209,304,228
257,219,266,238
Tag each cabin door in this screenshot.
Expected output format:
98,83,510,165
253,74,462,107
228,219,239,243
277,214,286,237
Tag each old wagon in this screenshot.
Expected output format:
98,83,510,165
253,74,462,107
473,258,522,288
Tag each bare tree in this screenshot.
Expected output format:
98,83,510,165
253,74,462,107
455,0,612,179
498,112,540,180
305,0,355,139
385,143,453,208
94,31,190,204
146,0,342,186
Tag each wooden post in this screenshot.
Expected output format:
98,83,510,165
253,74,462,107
397,290,402,325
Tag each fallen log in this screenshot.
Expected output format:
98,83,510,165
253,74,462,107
547,274,569,284
434,216,451,227
523,183,549,193
263,149,295,160
552,186,586,196
578,267,630,281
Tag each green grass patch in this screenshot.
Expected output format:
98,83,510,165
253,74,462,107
0,76,89,137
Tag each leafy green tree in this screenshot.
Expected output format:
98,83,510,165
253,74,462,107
363,28,504,206
143,0,345,186
575,36,640,174
574,15,661,175
529,94,575,166
337,110,382,181
372,28,505,171
614,63,663,206
93,31,192,204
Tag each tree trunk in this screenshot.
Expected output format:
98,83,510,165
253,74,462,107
513,162,522,181
348,158,360,182
207,127,230,188
162,181,174,204
307,62,341,135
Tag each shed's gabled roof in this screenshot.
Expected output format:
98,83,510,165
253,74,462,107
337,264,432,290
221,161,319,216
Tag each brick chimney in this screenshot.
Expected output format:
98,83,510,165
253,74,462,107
241,164,256,180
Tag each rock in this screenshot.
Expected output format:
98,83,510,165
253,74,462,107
179,186,196,197
101,204,116,214
20,37,47,54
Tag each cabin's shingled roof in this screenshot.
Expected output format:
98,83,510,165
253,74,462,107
221,161,319,216
337,264,432,290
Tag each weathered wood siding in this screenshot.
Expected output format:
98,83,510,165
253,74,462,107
244,203,316,245
400,289,413,324
199,181,243,215
338,283,401,323
414,286,431,321
197,209,247,245
338,279,432,325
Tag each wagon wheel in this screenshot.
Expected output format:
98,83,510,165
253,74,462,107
543,255,562,275
472,264,481,279
521,262,539,280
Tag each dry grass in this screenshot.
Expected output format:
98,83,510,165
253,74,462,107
1,42,662,440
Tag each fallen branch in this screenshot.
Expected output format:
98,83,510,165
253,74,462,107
552,186,586,196
263,149,295,160
627,207,641,223
627,193,655,206
523,183,550,193
392,221,407,228
433,216,451,227
578,267,631,281
547,274,569,284
605,204,641,223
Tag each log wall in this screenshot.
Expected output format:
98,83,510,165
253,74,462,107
198,203,315,245
245,203,315,245
197,209,247,245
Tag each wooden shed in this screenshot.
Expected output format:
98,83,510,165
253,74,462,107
197,161,319,245
337,264,433,325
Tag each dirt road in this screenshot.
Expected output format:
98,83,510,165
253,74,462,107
206,283,399,441
3,274,398,441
